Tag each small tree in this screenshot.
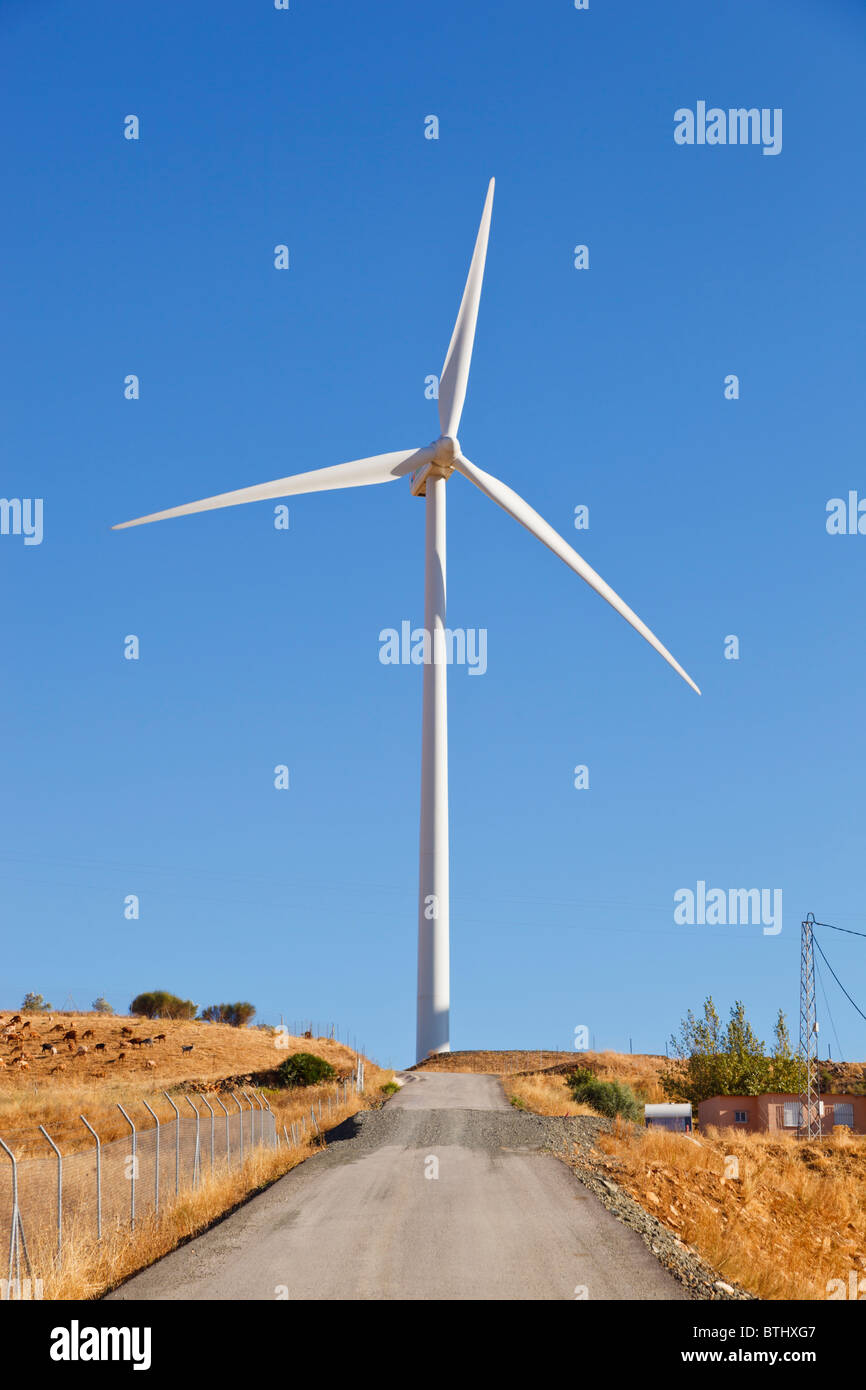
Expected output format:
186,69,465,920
277,1053,336,1088
200,1002,256,1027
130,991,196,1020
723,1000,769,1095
21,992,52,1012
92,996,114,1015
769,1008,805,1092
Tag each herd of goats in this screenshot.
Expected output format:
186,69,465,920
0,1015,196,1075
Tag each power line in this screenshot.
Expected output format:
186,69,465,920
813,920,866,940
814,954,844,1063
813,933,866,1027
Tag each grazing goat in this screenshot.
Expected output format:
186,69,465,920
9,1015,21,1025
62,1029,77,1042
76,1045,89,1056
181,1044,194,1055
81,1029,94,1039
94,1042,106,1052
48,1023,64,1033
20,1020,31,1030
120,1026,133,1037
154,1033,167,1043
143,1037,155,1047
145,1059,156,1069
40,1042,56,1054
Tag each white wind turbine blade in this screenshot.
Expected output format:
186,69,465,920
112,446,434,529
438,178,495,439
454,454,700,694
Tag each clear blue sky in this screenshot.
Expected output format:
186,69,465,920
2,0,865,1068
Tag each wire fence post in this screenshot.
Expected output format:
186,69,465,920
244,1091,255,1148
199,1094,216,1172
38,1126,63,1265
0,1137,32,1299
80,1116,102,1241
240,1089,254,1147
117,1105,136,1230
214,1094,230,1166
142,1101,160,1216
232,1094,244,1165
163,1092,180,1196
261,1092,276,1149
186,1097,201,1188
244,1089,263,1146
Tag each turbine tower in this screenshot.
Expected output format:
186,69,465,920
114,179,700,1062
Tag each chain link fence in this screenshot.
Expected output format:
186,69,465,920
0,1076,359,1300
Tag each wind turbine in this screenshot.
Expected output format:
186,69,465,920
114,178,700,1063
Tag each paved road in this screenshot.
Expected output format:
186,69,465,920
108,1072,686,1301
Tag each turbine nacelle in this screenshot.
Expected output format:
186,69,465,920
409,435,460,496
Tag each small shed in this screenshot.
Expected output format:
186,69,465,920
644,1102,693,1133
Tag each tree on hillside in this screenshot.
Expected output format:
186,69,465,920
21,992,52,1012
769,1008,805,1092
92,996,114,1014
130,990,197,1020
721,1000,768,1094
663,997,804,1104
663,996,725,1104
200,1002,256,1027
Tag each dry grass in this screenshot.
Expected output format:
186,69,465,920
507,1071,596,1117
415,1048,587,1074
415,1049,670,1101
591,1121,866,1300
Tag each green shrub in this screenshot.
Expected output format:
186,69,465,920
130,991,196,1020
381,1081,400,1095
566,1071,642,1122
277,1052,336,1088
200,1002,256,1027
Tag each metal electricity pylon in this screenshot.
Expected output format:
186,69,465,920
799,913,822,1139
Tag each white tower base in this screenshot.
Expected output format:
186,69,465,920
416,472,450,1061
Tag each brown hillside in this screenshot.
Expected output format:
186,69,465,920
413,1049,672,1100
0,1011,368,1155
